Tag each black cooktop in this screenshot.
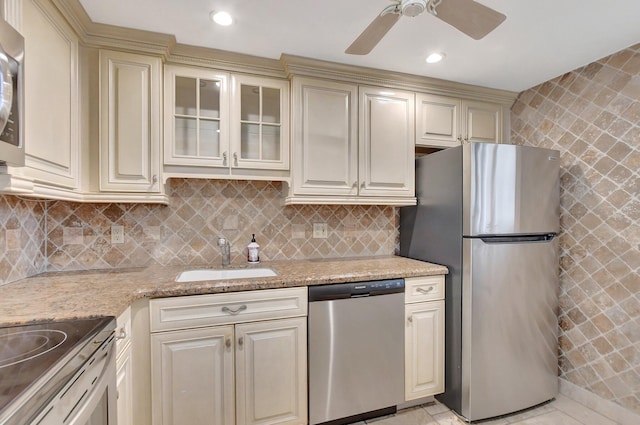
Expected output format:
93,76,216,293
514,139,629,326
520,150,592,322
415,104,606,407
0,317,115,423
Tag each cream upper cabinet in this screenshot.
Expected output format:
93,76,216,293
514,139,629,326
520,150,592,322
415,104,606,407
415,94,460,147
462,99,502,144
290,77,358,197
359,86,415,199
164,65,289,180
230,74,289,171
164,65,229,168
22,0,79,189
404,275,445,401
287,77,415,205
99,50,162,193
416,93,503,148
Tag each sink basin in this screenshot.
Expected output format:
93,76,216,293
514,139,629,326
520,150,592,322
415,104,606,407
175,268,277,283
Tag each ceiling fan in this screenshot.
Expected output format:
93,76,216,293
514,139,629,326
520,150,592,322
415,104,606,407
345,0,506,55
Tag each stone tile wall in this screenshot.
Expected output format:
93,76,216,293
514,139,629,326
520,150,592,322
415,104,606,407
511,44,640,415
0,195,46,285
45,179,397,271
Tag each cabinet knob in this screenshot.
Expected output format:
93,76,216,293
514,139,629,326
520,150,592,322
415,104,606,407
115,327,127,340
408,316,413,324
233,152,238,167
225,337,232,348
152,174,158,183
238,337,244,348
223,151,228,166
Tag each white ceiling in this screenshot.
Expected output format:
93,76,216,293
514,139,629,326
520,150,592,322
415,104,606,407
78,0,640,92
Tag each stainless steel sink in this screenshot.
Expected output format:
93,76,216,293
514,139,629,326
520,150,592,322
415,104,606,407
175,268,277,283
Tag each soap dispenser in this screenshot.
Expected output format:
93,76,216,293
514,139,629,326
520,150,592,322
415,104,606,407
247,234,260,263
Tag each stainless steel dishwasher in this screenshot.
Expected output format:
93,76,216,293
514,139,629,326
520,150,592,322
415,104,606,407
308,278,405,425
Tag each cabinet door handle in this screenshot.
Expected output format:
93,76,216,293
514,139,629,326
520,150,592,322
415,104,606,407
225,337,232,348
417,286,435,294
115,327,127,340
222,305,247,315
152,174,158,183
223,151,228,166
233,152,238,167
238,337,244,348
408,316,413,324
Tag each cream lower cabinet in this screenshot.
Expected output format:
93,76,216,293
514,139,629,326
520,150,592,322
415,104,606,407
116,307,133,425
287,77,415,205
150,288,307,425
404,275,445,401
416,93,503,148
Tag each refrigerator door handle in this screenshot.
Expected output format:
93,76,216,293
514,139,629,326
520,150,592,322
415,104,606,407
478,233,557,244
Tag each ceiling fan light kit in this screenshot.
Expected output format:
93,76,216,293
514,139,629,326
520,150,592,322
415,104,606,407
345,0,506,55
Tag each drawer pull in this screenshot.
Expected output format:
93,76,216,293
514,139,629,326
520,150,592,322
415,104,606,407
416,286,435,294
222,305,248,315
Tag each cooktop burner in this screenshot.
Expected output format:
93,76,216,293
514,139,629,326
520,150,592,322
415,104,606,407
0,329,68,368
0,317,115,423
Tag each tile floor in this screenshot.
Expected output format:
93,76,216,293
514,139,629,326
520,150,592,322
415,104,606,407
357,395,619,425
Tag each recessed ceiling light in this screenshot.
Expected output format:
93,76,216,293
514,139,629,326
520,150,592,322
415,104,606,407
211,11,233,26
426,53,445,64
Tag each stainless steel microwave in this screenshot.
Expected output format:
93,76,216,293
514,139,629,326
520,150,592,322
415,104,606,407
0,18,23,167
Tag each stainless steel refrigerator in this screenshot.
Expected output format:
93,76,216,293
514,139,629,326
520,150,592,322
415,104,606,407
400,142,560,421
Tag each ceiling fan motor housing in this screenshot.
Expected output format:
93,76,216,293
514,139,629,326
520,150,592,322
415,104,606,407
401,0,427,17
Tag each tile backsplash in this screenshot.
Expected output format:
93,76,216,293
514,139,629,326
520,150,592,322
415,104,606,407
511,44,640,415
44,179,397,271
0,196,46,284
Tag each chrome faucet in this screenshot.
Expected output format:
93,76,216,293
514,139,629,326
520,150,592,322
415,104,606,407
218,237,231,267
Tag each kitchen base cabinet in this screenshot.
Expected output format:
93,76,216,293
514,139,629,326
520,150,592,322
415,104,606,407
151,326,235,425
404,276,445,401
235,318,307,425
150,288,307,425
116,307,134,425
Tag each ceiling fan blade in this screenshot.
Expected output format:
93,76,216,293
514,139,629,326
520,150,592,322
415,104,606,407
434,0,506,40
345,11,401,55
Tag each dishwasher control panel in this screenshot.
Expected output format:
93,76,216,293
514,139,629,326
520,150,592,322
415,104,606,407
308,278,404,301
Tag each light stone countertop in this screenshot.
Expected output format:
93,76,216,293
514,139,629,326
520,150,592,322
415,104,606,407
0,255,447,326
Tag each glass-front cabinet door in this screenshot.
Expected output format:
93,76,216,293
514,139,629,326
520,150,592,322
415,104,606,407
164,65,229,167
231,75,289,170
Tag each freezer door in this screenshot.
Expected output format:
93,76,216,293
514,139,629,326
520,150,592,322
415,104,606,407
464,143,560,236
461,237,559,421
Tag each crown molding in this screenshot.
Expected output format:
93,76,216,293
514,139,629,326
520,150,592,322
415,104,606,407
50,0,174,57
51,0,515,102
166,44,285,79
281,54,518,105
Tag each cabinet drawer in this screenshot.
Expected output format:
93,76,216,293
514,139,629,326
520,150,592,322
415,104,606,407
405,275,445,303
150,287,308,332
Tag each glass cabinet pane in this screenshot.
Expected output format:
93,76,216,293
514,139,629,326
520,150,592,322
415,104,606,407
175,117,197,156
200,120,221,157
175,77,197,115
241,123,260,159
240,85,260,122
262,125,280,161
200,79,221,118
262,87,280,123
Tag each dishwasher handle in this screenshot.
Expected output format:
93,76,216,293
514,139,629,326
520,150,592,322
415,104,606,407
308,278,404,301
